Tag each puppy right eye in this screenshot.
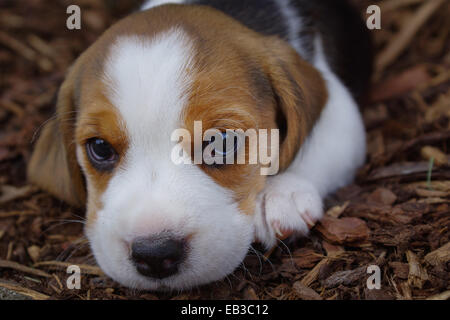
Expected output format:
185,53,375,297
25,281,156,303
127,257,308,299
86,138,118,171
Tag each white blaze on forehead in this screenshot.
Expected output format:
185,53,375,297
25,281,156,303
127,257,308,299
103,29,194,150
87,29,255,291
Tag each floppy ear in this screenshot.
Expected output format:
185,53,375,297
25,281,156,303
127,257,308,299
27,74,86,207
264,37,328,171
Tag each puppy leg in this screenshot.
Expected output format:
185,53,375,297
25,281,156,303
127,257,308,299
254,173,323,248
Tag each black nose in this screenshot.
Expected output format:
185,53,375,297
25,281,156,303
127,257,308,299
131,235,186,279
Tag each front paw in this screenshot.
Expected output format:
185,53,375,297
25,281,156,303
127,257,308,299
254,174,323,248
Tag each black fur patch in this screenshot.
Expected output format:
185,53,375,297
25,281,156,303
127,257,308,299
290,0,373,101
187,0,373,100
191,0,289,39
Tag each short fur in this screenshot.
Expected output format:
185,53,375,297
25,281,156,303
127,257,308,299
28,0,371,290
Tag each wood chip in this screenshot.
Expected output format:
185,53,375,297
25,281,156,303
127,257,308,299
0,259,51,278
322,241,345,257
27,245,40,263
424,242,450,267
289,248,323,269
364,288,394,300
322,266,367,289
0,280,49,300
399,282,413,300
316,216,370,245
415,188,449,198
389,261,410,279
368,160,450,181
243,287,259,300
375,0,446,76
426,290,450,300
370,65,431,102
406,250,429,289
34,261,104,276
326,201,349,218
293,281,322,300
367,188,398,205
0,185,36,205
421,146,449,166
300,258,330,287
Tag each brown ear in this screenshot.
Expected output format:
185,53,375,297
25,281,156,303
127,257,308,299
264,37,328,171
27,75,86,207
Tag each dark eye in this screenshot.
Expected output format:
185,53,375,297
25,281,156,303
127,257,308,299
86,138,118,171
203,131,239,167
214,132,239,157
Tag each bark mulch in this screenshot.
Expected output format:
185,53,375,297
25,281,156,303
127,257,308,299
0,0,449,300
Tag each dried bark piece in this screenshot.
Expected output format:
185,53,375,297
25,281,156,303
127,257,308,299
322,241,345,257
34,261,104,276
389,261,409,280
243,287,259,300
316,216,370,245
417,197,448,204
424,242,450,267
406,180,450,194
322,266,367,289
0,281,49,300
415,188,449,198
364,105,388,130
0,259,51,278
0,286,33,300
399,282,413,300
0,185,36,205
364,288,394,300
346,202,426,225
289,248,323,269
426,290,450,300
300,258,330,287
421,146,449,166
322,252,386,290
326,201,349,218
370,65,431,102
367,160,450,181
27,245,40,263
406,250,429,289
293,281,322,300
375,0,446,76
367,188,397,206
425,92,450,122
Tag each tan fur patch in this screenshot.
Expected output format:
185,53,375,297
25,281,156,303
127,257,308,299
75,82,128,226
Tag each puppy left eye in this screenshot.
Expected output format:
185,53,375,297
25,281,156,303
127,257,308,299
86,138,118,171
203,132,239,166
213,132,239,157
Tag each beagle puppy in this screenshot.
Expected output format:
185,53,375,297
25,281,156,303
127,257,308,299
28,0,372,290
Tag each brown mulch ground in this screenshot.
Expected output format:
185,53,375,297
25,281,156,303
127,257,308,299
0,0,449,300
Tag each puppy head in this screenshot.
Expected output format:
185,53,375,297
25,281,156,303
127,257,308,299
28,5,326,290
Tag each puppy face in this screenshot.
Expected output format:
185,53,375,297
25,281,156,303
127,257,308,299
28,5,326,290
